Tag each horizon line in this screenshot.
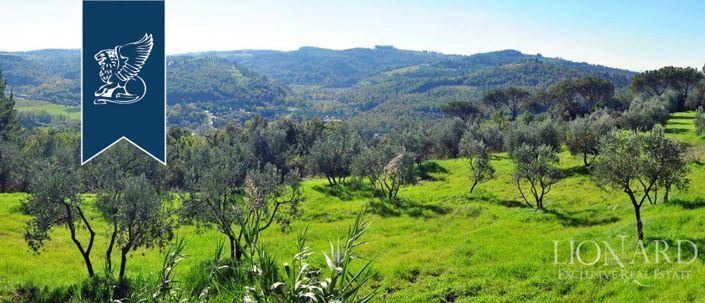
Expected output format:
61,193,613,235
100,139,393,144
0,45,652,72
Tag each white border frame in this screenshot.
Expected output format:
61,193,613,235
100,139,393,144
81,0,167,165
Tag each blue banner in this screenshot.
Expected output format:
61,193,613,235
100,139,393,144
82,0,166,164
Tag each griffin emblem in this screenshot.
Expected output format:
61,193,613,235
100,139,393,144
93,33,153,105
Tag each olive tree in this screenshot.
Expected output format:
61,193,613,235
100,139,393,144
512,144,560,209
433,117,465,158
459,133,494,193
97,175,173,281
243,116,294,174
20,131,96,278
180,135,252,260
695,107,705,136
620,95,669,131
351,144,389,190
462,121,505,152
392,125,435,165
647,126,689,203
241,163,302,254
593,126,689,241
505,119,561,156
378,153,416,202
564,111,612,167
85,140,173,281
350,143,415,200
181,132,301,260
307,124,361,186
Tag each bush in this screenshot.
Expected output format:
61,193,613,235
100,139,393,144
11,275,131,303
12,283,67,303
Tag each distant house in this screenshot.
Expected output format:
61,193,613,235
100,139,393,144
323,116,342,123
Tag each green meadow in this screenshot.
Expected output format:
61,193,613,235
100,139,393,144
14,99,81,121
1,112,705,302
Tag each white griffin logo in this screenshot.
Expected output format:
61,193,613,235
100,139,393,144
93,33,153,105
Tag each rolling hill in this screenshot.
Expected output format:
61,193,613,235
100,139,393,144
0,47,636,130
199,45,455,87
0,50,79,105
0,50,290,108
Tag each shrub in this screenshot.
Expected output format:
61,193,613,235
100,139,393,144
245,211,376,303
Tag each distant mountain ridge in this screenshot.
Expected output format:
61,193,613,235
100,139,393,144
0,49,80,104
0,46,636,128
200,45,456,87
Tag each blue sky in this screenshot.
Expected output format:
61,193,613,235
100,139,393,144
2,0,704,71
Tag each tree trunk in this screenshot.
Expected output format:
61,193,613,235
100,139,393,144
68,224,94,277
229,234,236,259
228,234,242,260
65,206,94,278
119,246,129,281
583,152,589,167
515,179,532,208
81,251,95,278
470,179,478,193
106,223,118,274
635,205,644,241
663,185,671,203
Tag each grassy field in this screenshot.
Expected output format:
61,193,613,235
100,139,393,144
14,99,80,121
1,112,705,302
